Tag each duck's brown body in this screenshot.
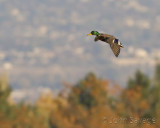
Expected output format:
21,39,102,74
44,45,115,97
94,33,123,57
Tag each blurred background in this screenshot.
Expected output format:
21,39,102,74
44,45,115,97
0,0,160,127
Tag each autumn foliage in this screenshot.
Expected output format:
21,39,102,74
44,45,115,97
0,64,160,128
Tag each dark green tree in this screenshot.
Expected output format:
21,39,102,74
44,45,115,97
68,72,108,109
154,63,160,86
149,63,160,122
128,70,150,89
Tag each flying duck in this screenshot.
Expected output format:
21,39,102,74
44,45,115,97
87,30,123,57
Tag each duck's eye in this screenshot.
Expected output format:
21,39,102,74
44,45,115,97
91,31,94,34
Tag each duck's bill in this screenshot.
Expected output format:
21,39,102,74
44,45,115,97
87,33,92,36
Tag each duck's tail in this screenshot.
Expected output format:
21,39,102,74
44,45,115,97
120,45,124,48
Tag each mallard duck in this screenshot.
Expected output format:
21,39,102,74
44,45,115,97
87,30,123,57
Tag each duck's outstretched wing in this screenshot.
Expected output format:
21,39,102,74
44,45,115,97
109,43,121,57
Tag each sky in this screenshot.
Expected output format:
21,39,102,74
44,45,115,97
0,0,160,101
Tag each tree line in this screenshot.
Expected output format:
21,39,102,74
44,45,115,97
0,63,160,128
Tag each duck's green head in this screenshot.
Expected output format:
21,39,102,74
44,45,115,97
87,31,100,36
